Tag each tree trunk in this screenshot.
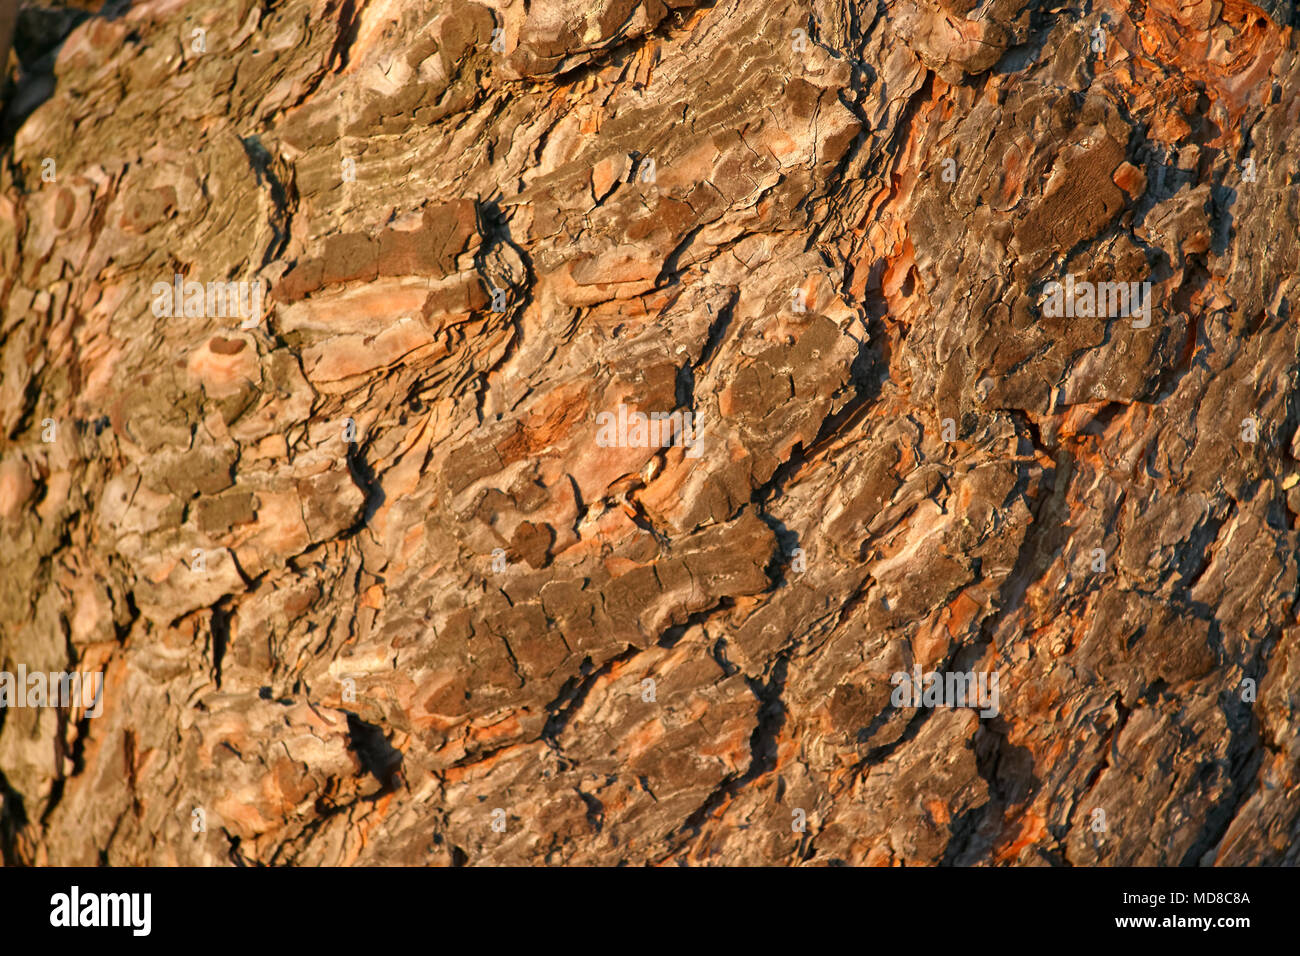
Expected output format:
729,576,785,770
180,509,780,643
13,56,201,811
1,0,1299,866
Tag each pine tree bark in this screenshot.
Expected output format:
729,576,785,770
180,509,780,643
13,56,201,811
1,0,1298,865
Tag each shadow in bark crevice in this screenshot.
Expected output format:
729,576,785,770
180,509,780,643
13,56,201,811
344,711,404,793
1,1,134,153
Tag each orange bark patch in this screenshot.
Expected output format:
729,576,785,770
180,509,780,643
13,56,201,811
993,808,1048,863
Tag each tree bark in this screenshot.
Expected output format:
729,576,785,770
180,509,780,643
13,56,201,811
1,0,1298,866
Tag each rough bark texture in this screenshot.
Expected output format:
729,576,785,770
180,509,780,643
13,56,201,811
1,0,1299,866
